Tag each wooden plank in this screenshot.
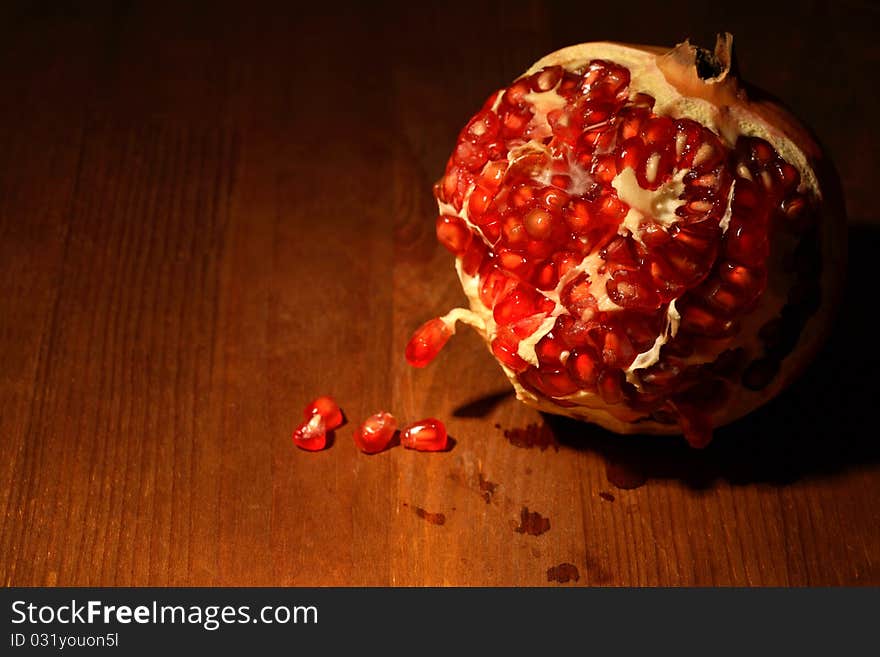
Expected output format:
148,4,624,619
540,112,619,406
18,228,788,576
0,0,877,587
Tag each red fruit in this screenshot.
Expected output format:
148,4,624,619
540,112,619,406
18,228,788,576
405,318,452,368
413,34,846,447
292,414,327,452
401,418,448,452
304,395,344,431
354,412,398,454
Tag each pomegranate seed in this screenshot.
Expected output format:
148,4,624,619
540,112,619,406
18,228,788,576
597,369,624,404
501,215,529,245
497,249,530,277
591,153,617,184
467,185,493,219
480,160,508,190
676,406,713,449
606,271,661,312
493,285,552,325
631,93,655,109
292,414,327,451
550,174,571,189
776,161,800,192
601,329,636,368
679,303,737,338
702,282,742,314
553,250,581,277
435,214,472,255
548,109,581,145
581,125,614,150
460,239,487,275
505,79,531,106
524,208,554,240
616,136,644,172
509,313,546,338
531,66,562,92
555,315,596,349
691,172,719,188
479,215,502,242
725,222,769,267
441,170,458,205
536,366,580,397
622,314,663,352
465,110,500,144
561,275,598,318
602,236,639,270
782,195,806,219
401,418,448,452
491,337,529,372
581,60,630,99
534,262,559,290
648,257,687,301
304,395,344,431
619,108,649,140
696,134,726,169
597,193,626,221
564,201,592,233
501,108,531,138
479,265,517,307
641,359,682,387
525,236,555,260
354,411,398,454
639,150,673,188
535,332,567,365
509,183,535,207
405,318,452,368
569,350,599,386
641,117,674,145
538,186,569,210
454,140,487,172
748,138,774,165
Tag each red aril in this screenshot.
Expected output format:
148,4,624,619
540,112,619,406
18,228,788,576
406,34,845,447
354,412,398,454
304,395,344,431
405,317,453,368
292,414,327,452
436,214,472,255
401,418,448,452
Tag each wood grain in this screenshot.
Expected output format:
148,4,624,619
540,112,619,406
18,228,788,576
1,0,877,587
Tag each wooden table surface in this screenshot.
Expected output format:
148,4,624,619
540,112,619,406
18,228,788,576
1,1,877,587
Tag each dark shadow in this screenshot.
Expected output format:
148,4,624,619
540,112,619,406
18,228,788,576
452,389,515,418
543,224,878,489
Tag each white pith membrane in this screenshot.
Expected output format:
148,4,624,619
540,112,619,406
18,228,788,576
433,40,823,437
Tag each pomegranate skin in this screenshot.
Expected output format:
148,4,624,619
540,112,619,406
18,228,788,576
419,34,845,446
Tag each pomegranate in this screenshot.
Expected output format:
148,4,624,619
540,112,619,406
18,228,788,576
407,34,845,447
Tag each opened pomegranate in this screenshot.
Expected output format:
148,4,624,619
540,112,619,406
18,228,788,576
407,34,845,447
